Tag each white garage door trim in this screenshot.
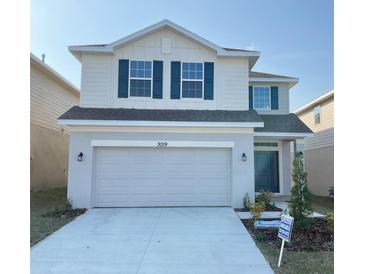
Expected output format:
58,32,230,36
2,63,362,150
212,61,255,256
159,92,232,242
91,144,232,208
91,140,234,148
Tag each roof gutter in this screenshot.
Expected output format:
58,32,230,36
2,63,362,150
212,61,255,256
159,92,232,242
254,132,313,138
249,77,299,88
57,119,264,128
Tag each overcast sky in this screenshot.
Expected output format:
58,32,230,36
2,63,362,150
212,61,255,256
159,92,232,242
31,0,333,111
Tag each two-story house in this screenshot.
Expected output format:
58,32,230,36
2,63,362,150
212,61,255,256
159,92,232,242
295,90,334,196
58,20,312,209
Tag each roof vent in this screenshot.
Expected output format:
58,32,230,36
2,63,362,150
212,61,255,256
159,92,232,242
41,54,46,62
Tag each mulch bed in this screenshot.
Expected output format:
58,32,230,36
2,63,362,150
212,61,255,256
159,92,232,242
235,204,282,212
242,218,334,252
42,208,87,218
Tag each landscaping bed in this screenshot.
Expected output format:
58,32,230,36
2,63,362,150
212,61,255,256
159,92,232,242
42,207,86,218
242,218,333,252
31,188,86,246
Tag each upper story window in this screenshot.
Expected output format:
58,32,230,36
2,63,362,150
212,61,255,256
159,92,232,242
181,62,203,98
314,105,321,124
129,61,152,97
253,86,271,110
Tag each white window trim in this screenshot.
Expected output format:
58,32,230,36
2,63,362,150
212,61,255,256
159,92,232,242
129,60,153,98
253,86,271,110
180,62,204,99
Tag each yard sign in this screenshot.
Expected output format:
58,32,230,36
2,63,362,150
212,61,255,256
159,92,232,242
277,214,294,267
278,214,294,242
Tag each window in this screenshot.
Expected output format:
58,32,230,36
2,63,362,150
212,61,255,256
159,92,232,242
181,62,203,98
253,86,271,109
254,142,278,147
314,105,321,124
129,61,152,97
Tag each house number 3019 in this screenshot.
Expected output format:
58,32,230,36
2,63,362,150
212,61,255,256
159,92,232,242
157,142,168,147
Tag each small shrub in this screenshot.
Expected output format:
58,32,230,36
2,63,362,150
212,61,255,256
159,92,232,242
326,212,334,232
255,232,267,242
243,193,251,209
65,199,73,210
256,191,272,208
289,152,312,229
328,186,334,198
250,202,265,221
42,199,86,218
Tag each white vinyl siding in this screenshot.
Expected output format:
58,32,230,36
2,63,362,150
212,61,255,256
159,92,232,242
80,54,112,107
304,128,334,151
79,29,250,110
93,147,231,207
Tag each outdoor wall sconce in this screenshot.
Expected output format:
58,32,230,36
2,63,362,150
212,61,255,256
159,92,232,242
77,152,84,162
241,153,247,161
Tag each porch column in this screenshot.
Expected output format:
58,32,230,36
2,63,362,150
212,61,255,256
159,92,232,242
293,139,297,155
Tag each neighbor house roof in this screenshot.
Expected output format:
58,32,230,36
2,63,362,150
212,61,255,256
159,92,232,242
249,71,299,87
68,19,260,69
254,114,312,133
249,71,295,79
58,106,263,124
294,90,334,115
30,53,80,96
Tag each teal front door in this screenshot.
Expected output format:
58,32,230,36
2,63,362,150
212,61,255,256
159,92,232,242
254,151,279,193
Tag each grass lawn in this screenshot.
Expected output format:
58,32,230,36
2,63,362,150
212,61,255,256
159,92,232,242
311,196,334,215
31,188,76,246
257,243,334,274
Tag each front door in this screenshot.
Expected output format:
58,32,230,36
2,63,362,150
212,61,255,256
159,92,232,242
254,151,279,193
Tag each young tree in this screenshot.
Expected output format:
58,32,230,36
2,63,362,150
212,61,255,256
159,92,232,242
289,152,312,229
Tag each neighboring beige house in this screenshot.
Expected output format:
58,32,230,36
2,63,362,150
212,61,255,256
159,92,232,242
295,91,334,196
30,53,80,191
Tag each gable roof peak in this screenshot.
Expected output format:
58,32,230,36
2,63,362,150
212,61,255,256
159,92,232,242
68,20,260,69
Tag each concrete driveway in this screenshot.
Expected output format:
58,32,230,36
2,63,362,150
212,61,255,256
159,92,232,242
31,207,273,274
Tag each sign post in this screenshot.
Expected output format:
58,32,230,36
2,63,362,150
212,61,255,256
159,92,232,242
277,214,294,267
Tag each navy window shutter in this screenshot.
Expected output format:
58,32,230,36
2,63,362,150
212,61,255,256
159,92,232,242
249,86,253,109
271,86,279,110
153,60,163,99
170,61,181,99
204,62,214,100
118,59,129,98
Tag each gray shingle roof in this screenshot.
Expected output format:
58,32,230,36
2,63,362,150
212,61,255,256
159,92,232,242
59,106,263,123
59,107,311,133
249,71,295,79
255,114,312,133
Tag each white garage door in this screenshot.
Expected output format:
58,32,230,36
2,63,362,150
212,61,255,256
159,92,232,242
93,147,231,207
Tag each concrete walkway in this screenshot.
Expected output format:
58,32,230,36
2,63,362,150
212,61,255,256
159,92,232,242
31,207,273,274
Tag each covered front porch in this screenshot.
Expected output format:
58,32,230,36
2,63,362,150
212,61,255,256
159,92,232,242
254,134,310,196
253,114,313,196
